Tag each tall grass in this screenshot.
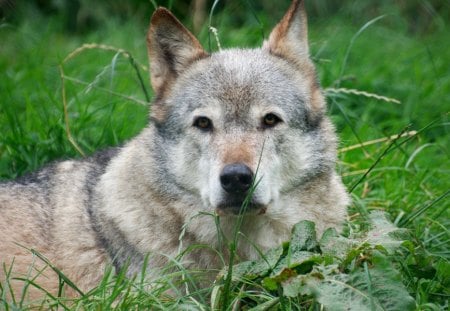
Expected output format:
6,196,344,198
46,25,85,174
0,0,449,309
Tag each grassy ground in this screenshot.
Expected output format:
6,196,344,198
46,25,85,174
0,0,449,309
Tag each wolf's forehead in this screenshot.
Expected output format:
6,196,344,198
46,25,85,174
207,50,289,91
178,49,306,110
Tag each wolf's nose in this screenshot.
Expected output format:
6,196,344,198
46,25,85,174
220,163,253,194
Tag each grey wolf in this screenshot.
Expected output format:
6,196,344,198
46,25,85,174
0,0,349,300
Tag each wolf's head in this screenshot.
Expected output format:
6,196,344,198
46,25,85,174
146,1,339,217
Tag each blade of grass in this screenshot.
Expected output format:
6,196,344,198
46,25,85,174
339,131,417,153
208,0,221,52
29,249,85,297
349,116,444,193
62,75,147,105
326,87,401,104
59,64,86,156
62,44,150,101
247,297,280,311
337,15,387,87
12,278,70,310
333,98,371,157
399,190,450,226
349,126,411,193
363,261,376,311
221,140,265,310
245,0,265,40
2,261,17,307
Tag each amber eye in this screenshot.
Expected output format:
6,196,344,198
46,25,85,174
262,113,282,128
193,116,213,131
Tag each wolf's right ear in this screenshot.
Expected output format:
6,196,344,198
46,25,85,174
264,0,310,67
147,8,207,98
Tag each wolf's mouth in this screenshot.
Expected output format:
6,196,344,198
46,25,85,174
215,200,267,216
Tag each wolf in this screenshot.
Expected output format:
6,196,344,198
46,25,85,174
0,0,349,301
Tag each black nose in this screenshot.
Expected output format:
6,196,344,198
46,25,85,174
220,163,254,194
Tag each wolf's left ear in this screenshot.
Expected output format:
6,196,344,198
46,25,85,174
147,8,207,97
264,0,310,66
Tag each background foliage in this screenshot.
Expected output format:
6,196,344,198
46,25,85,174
0,0,449,309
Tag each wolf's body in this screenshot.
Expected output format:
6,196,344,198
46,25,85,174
0,0,349,300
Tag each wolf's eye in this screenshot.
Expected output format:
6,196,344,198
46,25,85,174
262,113,282,128
193,116,213,131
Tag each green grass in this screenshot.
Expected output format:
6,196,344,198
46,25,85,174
0,0,449,309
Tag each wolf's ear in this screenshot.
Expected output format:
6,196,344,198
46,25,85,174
265,1,326,119
147,8,207,97
264,0,310,65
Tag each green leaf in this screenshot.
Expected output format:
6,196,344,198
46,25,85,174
263,254,323,291
262,276,278,291
289,220,319,254
259,221,322,290
285,264,377,308
348,251,416,311
298,251,416,311
366,211,410,252
320,227,358,259
282,270,327,298
306,272,376,311
227,245,285,281
264,244,287,268
270,252,322,279
231,260,261,281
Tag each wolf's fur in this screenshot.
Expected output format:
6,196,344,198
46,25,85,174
0,0,349,300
